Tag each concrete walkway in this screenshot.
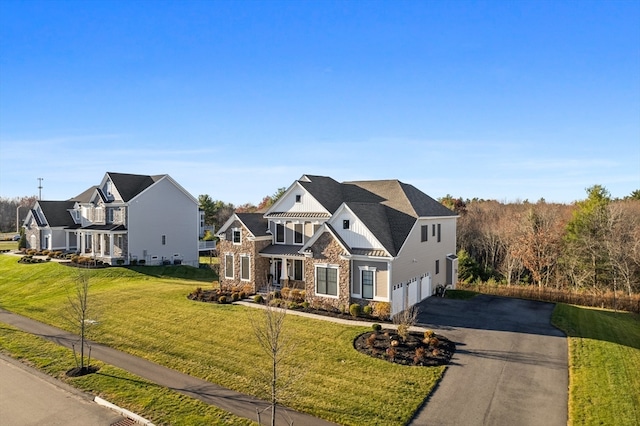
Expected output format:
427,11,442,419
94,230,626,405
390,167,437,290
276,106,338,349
0,308,335,426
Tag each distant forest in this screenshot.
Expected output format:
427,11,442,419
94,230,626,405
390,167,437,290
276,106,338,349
3,186,639,295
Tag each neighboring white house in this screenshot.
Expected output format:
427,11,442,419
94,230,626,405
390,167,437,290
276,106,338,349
23,172,200,266
217,174,459,315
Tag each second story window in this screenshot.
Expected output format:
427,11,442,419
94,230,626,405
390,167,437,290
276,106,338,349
276,223,285,243
343,219,350,229
421,225,428,242
295,194,301,203
162,235,166,245
294,223,303,244
232,228,241,244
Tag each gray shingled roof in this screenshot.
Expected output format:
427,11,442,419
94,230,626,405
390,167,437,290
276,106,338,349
236,213,269,237
259,244,306,257
69,186,98,203
293,175,456,257
107,172,164,202
38,201,76,227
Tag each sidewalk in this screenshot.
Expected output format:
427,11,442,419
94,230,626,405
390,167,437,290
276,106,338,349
0,308,336,426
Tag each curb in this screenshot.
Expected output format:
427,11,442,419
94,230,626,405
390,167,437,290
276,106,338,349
94,396,155,426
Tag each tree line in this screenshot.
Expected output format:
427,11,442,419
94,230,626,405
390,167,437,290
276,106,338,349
0,196,38,233
450,186,640,295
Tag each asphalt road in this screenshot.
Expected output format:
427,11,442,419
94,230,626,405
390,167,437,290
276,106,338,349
410,294,568,426
0,354,128,426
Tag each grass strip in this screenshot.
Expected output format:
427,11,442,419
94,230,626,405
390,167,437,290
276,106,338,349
552,304,640,425
0,323,254,425
0,255,444,425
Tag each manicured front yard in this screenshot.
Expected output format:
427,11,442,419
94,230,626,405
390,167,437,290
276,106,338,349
0,255,443,426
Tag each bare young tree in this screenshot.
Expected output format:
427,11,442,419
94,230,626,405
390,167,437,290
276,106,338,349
249,291,300,426
64,269,98,375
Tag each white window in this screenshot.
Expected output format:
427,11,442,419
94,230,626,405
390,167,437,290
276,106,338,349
294,223,303,244
362,269,375,299
276,223,285,243
232,228,241,245
293,259,304,281
240,255,250,281
225,254,234,279
421,225,428,242
316,265,338,297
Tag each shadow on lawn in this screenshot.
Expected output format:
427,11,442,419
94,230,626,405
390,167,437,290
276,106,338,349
126,265,217,283
553,304,640,351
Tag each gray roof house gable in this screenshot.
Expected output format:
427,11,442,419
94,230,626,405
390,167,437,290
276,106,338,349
37,201,77,227
107,172,164,202
236,213,269,237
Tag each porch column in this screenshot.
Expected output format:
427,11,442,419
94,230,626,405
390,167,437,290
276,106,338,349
270,260,275,284
109,234,114,257
80,232,84,253
281,257,289,287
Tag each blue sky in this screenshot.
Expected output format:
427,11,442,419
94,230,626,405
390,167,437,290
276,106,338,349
1,0,638,205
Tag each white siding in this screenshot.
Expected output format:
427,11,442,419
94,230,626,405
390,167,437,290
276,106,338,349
391,217,457,288
273,185,327,213
127,177,199,265
331,209,380,249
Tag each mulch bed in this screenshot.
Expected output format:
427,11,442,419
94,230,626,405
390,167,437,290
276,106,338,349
354,330,455,366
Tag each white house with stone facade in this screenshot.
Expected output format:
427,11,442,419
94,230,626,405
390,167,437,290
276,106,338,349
217,174,458,315
23,172,200,266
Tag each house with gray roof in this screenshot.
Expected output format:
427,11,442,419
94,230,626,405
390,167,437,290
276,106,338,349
23,172,199,266
217,174,458,315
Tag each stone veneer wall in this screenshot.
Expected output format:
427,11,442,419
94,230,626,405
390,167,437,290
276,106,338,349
304,232,351,310
219,220,270,293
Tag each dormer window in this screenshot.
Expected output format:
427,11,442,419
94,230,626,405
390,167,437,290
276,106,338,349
232,228,241,245
295,194,301,203
343,219,350,229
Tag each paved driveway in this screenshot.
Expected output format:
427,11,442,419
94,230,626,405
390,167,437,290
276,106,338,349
410,295,568,426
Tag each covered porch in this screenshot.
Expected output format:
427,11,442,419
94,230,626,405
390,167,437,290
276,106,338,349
67,225,128,265
258,244,306,290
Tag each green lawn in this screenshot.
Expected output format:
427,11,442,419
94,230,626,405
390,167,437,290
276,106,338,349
552,304,640,425
0,255,443,426
0,325,254,426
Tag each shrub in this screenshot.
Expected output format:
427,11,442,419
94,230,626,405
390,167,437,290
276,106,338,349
281,287,291,299
288,301,299,309
390,338,400,347
386,347,397,361
372,323,382,332
239,291,247,300
138,259,146,265
397,324,410,341
429,337,440,348
218,295,228,304
269,290,282,300
241,284,253,295
366,333,377,348
231,292,240,302
301,301,310,309
130,259,138,265
349,303,361,318
414,347,427,365
253,294,264,304
42,250,50,256
363,305,373,316
373,302,391,320
424,329,435,339
269,298,284,307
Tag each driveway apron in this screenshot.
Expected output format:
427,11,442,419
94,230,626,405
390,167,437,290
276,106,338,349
410,295,568,426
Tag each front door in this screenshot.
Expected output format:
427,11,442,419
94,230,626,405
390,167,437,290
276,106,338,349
274,259,282,285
